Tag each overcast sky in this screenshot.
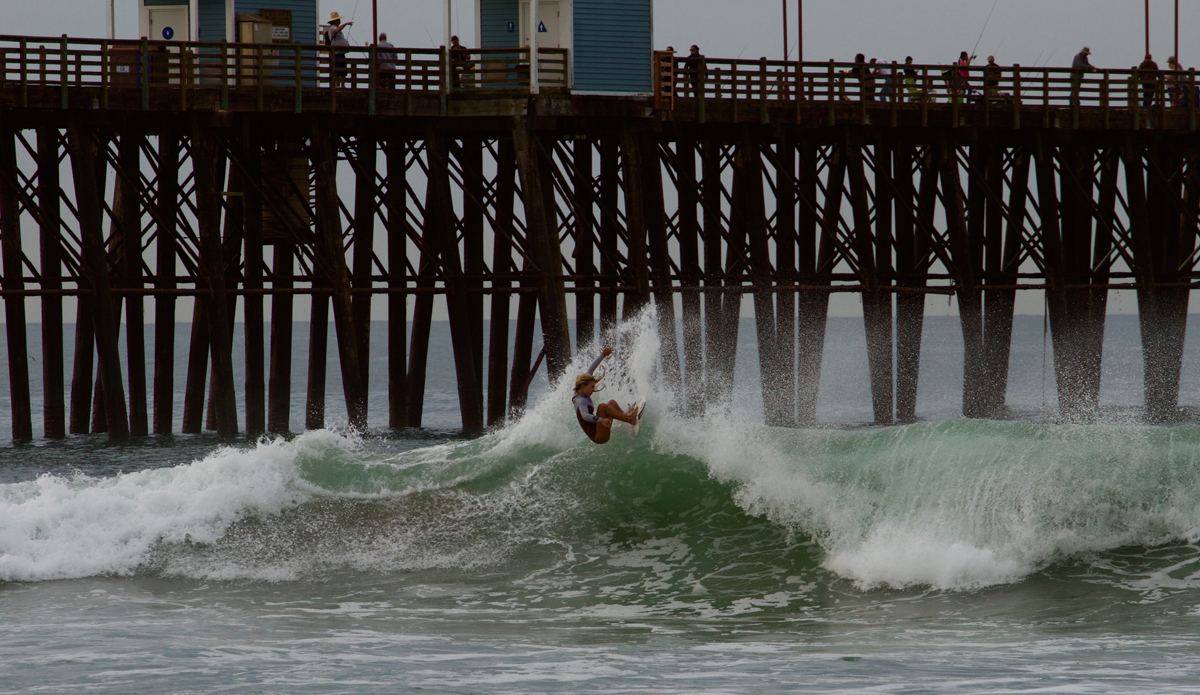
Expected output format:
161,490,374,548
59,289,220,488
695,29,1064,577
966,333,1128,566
12,0,1195,69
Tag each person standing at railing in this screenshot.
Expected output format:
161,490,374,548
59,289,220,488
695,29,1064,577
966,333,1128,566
1072,46,1098,72
1139,54,1160,107
684,45,705,99
956,51,976,102
1165,56,1180,107
984,56,1001,100
854,54,874,101
450,35,470,88
323,12,354,88
376,32,397,90
903,56,923,102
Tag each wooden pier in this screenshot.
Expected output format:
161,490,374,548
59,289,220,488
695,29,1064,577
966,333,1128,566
0,35,1198,440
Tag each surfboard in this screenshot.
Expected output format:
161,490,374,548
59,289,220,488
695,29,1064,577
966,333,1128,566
630,398,647,437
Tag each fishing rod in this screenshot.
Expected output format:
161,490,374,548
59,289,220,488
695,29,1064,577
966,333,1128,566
971,0,1000,61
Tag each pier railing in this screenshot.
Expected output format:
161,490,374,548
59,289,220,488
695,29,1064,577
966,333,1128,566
655,52,1199,118
0,35,569,107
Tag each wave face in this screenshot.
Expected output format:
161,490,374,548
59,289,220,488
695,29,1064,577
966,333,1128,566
4,311,1200,593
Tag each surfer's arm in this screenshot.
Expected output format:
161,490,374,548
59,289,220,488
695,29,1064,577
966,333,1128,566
586,346,614,375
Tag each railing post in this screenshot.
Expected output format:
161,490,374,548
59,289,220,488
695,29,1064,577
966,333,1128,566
827,59,835,126
60,34,68,109
1042,70,1050,127
698,59,707,123
1071,67,1080,129
140,36,149,111
220,39,229,110
101,41,109,109
19,38,27,108
1102,69,1111,129
439,45,448,116
1190,68,1196,131
328,46,337,113
1012,64,1021,129
1132,68,1141,130
368,44,376,116
256,44,264,111
759,56,768,123
293,44,302,113
404,50,413,115
920,66,928,127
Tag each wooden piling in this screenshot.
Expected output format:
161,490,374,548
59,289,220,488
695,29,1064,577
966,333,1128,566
676,139,705,416
117,128,148,436
36,126,66,438
460,138,486,397
66,119,129,440
773,138,797,426
487,139,516,427
0,121,32,441
384,139,408,429
312,124,367,429
513,123,571,380
153,127,180,435
940,139,986,419
599,137,620,338
893,142,928,423
242,122,266,435
192,121,238,436
351,129,377,399
573,138,595,351
268,241,295,434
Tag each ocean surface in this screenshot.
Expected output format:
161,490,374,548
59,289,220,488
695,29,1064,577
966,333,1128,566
4,310,1200,693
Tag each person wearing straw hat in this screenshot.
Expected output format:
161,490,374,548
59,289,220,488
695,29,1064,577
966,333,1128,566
572,346,640,444
323,11,354,87
1073,46,1097,73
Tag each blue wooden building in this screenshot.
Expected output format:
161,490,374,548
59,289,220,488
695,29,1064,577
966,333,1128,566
137,0,318,45
475,0,654,93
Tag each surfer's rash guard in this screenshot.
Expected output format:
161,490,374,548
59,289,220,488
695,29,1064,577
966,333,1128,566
572,353,607,426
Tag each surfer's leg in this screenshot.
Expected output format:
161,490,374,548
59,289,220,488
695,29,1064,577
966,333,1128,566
597,401,637,425
593,421,612,444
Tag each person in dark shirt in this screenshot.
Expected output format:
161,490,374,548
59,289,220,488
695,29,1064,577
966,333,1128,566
1072,46,1097,72
375,32,396,90
450,35,470,88
684,45,705,98
1139,53,1160,107
854,53,874,101
903,56,922,101
984,55,1001,99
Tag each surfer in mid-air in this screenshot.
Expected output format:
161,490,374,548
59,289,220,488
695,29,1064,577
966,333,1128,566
572,347,642,444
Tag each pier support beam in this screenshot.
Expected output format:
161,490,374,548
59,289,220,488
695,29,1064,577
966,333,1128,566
37,126,66,439
385,139,409,430
487,140,516,427
66,119,129,440
153,128,181,435
0,121,32,441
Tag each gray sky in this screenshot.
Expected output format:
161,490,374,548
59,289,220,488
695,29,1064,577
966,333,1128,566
11,1,1194,69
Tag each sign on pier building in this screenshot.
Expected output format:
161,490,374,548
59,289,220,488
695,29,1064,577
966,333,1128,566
477,0,653,93
137,0,318,46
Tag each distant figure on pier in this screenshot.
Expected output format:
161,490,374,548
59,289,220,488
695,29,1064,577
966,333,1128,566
324,12,354,88
984,56,1001,98
955,51,975,101
376,32,397,90
450,35,470,88
903,56,923,101
1166,56,1180,106
1139,54,1160,107
685,45,705,97
854,54,874,101
1072,46,1097,72
572,347,641,445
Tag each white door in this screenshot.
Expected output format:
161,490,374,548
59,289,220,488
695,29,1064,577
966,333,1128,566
148,7,188,42
519,1,561,48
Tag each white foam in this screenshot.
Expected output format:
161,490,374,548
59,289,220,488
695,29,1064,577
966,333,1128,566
0,431,349,581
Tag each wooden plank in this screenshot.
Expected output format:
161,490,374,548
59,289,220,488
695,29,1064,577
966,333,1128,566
37,125,65,438
66,118,129,440
153,127,180,435
0,120,32,441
